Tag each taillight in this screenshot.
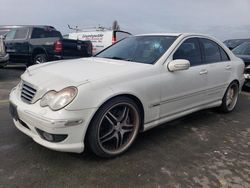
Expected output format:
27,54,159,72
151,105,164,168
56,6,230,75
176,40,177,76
112,36,116,44
54,41,62,53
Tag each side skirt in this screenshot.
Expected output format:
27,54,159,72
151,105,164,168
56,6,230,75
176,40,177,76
143,100,222,132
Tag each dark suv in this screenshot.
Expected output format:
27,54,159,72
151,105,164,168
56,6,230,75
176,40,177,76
1,25,92,66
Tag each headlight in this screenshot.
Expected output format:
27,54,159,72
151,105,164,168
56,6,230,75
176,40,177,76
40,87,77,111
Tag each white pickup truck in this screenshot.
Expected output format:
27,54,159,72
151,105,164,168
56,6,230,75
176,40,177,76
68,28,131,54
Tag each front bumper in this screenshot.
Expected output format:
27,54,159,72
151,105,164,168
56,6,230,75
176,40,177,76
244,73,250,87
244,66,250,87
9,87,97,153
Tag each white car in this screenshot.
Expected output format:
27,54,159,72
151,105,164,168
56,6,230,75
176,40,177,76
9,33,245,157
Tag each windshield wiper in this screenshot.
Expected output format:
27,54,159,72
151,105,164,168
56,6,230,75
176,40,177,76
104,56,132,62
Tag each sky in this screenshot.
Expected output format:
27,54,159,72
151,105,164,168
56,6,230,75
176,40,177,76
0,0,250,40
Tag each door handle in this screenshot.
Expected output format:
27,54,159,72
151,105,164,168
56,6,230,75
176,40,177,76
199,69,208,75
225,65,232,70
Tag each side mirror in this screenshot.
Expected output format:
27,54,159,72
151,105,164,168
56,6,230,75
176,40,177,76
168,59,190,72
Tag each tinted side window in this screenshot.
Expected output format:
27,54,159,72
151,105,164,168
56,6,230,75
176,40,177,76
31,28,61,39
14,28,29,39
200,39,221,63
173,38,202,66
46,30,62,38
219,47,230,61
31,28,45,38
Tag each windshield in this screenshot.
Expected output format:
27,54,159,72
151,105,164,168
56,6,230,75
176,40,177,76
0,29,11,37
232,42,250,55
96,36,177,64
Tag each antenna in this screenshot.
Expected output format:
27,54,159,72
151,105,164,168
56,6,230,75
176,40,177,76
67,24,111,32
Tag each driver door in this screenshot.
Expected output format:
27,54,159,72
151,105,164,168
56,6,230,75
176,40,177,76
159,37,208,119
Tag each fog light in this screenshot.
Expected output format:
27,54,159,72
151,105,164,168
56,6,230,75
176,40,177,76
36,128,68,142
43,132,54,141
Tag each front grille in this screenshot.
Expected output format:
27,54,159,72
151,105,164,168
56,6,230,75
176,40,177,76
21,82,37,104
245,68,250,74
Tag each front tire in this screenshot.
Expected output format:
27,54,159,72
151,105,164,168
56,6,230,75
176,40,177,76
220,81,239,112
87,97,141,158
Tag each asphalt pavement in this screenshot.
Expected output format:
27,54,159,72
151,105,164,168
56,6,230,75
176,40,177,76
0,66,249,188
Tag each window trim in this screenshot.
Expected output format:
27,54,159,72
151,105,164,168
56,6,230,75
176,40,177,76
199,38,230,64
219,46,230,62
30,27,62,39
172,37,203,67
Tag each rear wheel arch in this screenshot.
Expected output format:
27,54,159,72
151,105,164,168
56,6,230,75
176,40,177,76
32,48,47,59
30,48,48,65
220,80,240,112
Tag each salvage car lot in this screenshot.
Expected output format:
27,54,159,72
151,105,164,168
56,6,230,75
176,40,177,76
0,67,250,188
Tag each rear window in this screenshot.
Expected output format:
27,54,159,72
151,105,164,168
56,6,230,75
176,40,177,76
31,28,61,39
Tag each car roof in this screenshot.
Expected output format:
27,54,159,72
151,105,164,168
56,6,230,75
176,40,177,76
0,25,56,29
135,33,211,38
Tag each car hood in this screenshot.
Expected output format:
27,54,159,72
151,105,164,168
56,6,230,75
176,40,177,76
21,57,151,90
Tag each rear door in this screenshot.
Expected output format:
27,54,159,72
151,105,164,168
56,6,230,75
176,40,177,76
199,38,232,101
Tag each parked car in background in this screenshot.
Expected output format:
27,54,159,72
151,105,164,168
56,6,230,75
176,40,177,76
68,27,131,54
232,42,250,89
0,35,9,67
0,27,12,37
9,33,245,157
224,38,250,50
1,25,92,66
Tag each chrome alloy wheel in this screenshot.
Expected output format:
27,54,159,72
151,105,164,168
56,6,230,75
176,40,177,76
35,56,45,64
33,54,47,65
97,103,140,155
226,83,239,111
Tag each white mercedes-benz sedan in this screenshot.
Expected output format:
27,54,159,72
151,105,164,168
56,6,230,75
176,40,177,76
9,33,245,157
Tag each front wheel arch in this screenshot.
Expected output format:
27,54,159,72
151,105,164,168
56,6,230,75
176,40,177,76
86,95,143,157
88,94,145,133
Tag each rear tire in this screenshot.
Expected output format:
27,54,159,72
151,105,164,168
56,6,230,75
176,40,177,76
87,97,141,158
32,53,47,65
219,81,239,113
